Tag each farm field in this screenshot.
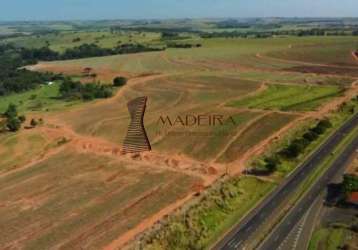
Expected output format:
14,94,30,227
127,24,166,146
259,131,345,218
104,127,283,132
229,84,343,111
1,25,358,250
0,130,51,174
0,149,199,250
217,112,298,163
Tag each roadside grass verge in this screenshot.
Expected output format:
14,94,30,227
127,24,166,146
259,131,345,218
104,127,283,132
140,176,276,250
308,227,349,250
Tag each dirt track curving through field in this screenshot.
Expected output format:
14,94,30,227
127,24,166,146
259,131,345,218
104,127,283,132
212,112,270,163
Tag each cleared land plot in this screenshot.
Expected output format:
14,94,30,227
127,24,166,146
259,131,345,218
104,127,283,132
154,110,263,161
0,149,198,250
30,51,195,83
237,71,353,87
0,131,53,175
228,84,342,111
56,74,262,148
30,37,358,82
284,65,358,77
268,40,358,67
218,112,298,163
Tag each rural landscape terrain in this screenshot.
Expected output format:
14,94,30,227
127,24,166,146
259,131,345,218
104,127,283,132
0,17,358,250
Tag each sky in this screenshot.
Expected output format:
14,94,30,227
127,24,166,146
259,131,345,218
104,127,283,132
1,0,358,21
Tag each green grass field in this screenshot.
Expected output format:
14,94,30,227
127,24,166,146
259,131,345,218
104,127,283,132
0,83,81,114
229,84,343,111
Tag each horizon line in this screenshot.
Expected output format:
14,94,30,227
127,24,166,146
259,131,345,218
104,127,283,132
1,16,358,23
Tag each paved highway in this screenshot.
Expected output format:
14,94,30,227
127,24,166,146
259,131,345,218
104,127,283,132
277,196,321,250
212,113,358,250
259,129,358,250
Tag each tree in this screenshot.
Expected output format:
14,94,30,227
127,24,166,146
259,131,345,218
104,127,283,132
6,117,21,132
303,130,319,142
113,76,127,87
264,156,280,172
59,79,113,101
3,104,25,132
4,103,18,119
342,174,358,194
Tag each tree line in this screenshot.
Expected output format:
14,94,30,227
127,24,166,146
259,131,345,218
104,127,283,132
200,28,358,39
0,41,139,97
251,119,333,175
0,44,55,96
166,43,202,49
59,77,113,101
58,75,127,101
20,43,164,62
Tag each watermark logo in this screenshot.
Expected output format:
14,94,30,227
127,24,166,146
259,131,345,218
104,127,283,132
122,97,239,153
155,114,237,137
157,115,236,127
122,96,152,154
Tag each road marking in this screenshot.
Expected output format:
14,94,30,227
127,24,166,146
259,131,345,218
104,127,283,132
234,240,242,249
227,238,237,247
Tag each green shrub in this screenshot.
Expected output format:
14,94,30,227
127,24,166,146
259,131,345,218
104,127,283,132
113,76,127,87
59,79,113,101
2,104,25,132
6,117,21,132
342,174,358,194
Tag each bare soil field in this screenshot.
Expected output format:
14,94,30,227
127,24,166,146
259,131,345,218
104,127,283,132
0,149,199,250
